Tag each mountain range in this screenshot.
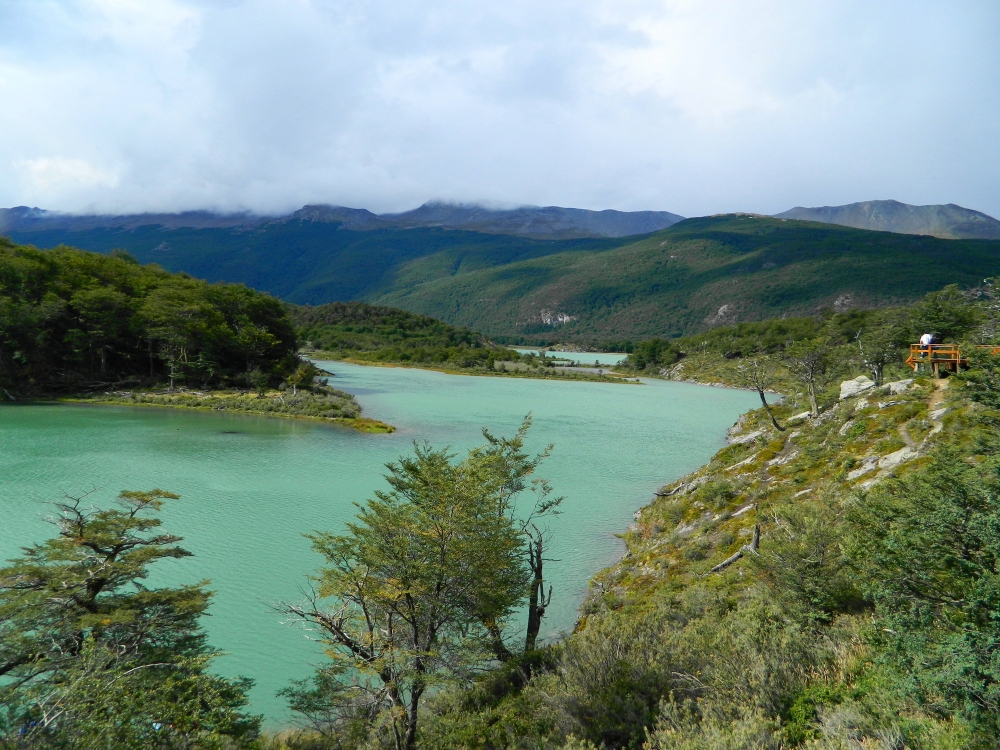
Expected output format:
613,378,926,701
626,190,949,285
0,201,685,241
774,199,1000,240
5,199,1000,343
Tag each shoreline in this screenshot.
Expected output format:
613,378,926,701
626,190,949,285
20,390,397,434
308,353,641,384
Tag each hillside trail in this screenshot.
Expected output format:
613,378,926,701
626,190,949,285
929,378,949,411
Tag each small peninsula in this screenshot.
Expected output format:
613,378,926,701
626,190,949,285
0,238,393,431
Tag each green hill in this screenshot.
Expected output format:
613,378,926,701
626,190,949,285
10,214,1000,345
2,221,623,305
370,215,1000,342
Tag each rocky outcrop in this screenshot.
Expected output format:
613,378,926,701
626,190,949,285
840,376,876,400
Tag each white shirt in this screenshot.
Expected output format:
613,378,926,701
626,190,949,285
920,333,933,346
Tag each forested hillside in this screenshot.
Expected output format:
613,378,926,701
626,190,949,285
288,301,524,370
0,238,298,393
373,215,1000,342
2,221,624,304
13,215,1000,345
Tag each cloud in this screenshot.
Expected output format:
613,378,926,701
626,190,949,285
15,157,119,191
0,0,997,217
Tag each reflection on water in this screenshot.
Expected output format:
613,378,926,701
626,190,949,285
0,364,756,724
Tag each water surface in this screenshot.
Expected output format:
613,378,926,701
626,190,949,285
0,363,756,723
513,348,627,366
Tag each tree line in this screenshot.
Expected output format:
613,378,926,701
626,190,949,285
0,238,299,394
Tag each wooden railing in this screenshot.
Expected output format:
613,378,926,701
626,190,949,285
905,343,1000,374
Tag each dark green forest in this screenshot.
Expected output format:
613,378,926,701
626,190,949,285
288,301,523,369
3,222,621,307
13,216,1000,343
0,238,298,394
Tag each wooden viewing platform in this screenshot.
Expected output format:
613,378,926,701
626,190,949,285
905,343,1000,376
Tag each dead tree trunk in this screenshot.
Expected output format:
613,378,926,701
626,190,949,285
708,524,760,574
525,526,552,653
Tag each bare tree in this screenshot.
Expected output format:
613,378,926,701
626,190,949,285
736,356,785,431
784,340,834,417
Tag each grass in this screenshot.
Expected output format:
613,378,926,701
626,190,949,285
61,385,396,433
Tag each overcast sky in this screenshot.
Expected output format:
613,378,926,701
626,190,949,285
1,0,998,218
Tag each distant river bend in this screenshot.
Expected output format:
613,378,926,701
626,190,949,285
0,359,758,724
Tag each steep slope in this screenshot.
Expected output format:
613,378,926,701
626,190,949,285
370,215,1000,341
2,222,625,304
775,199,1000,239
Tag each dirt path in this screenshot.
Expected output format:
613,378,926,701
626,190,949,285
928,378,949,410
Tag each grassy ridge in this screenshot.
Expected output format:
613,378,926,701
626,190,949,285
371,215,1000,342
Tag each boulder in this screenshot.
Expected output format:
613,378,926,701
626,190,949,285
886,378,914,395
840,376,876,400
878,446,917,471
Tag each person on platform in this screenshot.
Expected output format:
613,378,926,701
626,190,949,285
920,332,933,358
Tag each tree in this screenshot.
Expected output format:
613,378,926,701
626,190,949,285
847,451,1000,734
783,340,834,418
472,418,563,655
0,489,259,748
736,356,784,431
854,325,901,386
910,284,984,342
282,421,562,749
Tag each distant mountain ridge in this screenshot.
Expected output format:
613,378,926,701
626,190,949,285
0,201,685,240
774,200,1000,240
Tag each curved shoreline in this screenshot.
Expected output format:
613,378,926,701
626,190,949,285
35,390,397,433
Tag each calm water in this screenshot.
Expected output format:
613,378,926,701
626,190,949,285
513,348,628,366
0,363,756,724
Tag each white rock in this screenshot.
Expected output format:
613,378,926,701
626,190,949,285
847,456,879,480
787,411,811,423
728,428,764,445
886,379,914,395
878,446,917,470
838,419,856,436
767,450,798,467
731,503,756,517
878,400,904,409
929,407,948,420
840,376,876,400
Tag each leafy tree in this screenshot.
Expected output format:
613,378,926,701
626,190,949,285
623,339,681,372
282,422,561,750
910,284,984,342
854,320,905,386
847,451,1000,733
0,489,259,748
959,348,1000,408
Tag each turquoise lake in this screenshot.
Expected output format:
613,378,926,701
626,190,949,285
0,363,757,724
513,348,628,365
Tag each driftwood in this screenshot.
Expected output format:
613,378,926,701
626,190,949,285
707,524,759,574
